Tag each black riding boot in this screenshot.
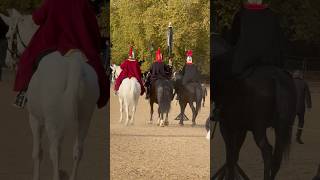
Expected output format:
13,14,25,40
13,91,27,109
296,128,304,144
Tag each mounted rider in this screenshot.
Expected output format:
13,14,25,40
13,0,108,108
212,0,287,121
145,48,171,99
174,50,201,99
114,46,145,96
181,50,201,86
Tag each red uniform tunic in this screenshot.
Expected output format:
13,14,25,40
114,59,145,95
13,0,107,108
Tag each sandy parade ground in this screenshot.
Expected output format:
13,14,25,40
110,83,210,179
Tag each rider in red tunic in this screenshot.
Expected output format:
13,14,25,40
114,47,145,95
13,0,108,109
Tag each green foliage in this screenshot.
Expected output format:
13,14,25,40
111,0,210,74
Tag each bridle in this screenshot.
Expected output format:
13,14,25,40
7,22,27,59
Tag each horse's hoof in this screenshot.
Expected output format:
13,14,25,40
179,123,184,126
191,122,196,127
164,121,169,126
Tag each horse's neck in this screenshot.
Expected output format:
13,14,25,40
18,15,38,51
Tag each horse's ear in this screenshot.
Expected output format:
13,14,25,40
7,9,13,16
0,13,10,25
110,64,114,70
11,9,22,18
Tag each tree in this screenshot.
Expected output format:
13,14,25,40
111,0,210,74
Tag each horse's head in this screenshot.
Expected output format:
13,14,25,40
172,70,183,82
0,9,37,69
110,64,122,83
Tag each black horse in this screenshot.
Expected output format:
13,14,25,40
210,34,297,180
173,71,202,126
148,79,174,127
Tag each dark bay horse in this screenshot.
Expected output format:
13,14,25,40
211,34,297,180
148,79,174,127
173,71,202,126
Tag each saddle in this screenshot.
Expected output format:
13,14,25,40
32,49,56,72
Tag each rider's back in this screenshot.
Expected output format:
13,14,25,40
182,64,200,85
150,62,169,81
120,60,140,79
231,7,285,76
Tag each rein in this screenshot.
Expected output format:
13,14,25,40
17,25,27,48
6,24,28,59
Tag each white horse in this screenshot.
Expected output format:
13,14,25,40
28,50,99,180
2,9,100,180
111,64,140,126
0,9,38,69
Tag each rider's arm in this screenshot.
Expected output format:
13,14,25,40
32,0,50,25
120,60,127,69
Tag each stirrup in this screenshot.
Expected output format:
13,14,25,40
13,92,27,109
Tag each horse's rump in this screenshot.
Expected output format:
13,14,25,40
119,77,141,99
153,79,173,112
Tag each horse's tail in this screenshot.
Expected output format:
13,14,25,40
130,78,140,105
274,71,296,160
64,52,83,122
157,80,172,114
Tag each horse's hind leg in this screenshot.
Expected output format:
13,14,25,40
124,101,130,126
157,107,163,126
149,102,154,124
130,105,136,125
29,114,44,180
70,106,94,180
189,103,197,126
179,102,187,126
220,124,247,180
253,130,273,180
270,131,286,180
164,112,169,126
119,98,123,123
46,119,64,180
